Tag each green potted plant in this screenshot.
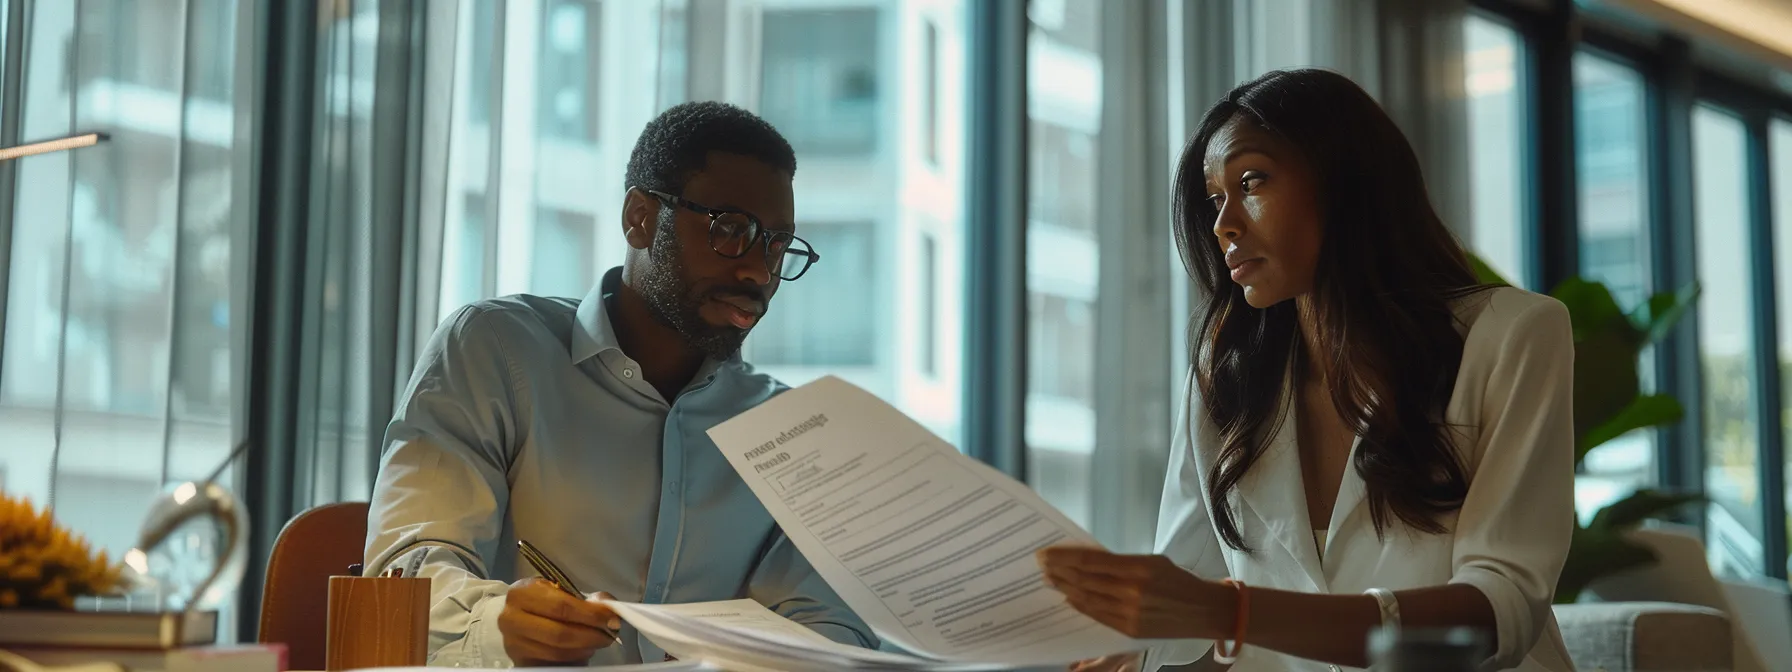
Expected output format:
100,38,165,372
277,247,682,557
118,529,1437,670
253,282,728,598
1470,256,1703,603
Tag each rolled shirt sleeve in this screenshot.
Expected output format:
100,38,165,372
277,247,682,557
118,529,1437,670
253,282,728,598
1447,298,1576,670
365,305,527,667
1142,373,1229,671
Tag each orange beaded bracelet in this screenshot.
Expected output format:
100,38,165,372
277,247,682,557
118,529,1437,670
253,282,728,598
1212,579,1250,663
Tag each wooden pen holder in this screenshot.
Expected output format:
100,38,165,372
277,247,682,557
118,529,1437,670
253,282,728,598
325,576,431,671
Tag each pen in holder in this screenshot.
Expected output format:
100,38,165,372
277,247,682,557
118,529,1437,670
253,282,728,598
325,572,430,671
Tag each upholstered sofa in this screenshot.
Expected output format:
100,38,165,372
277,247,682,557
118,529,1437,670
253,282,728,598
1564,524,1792,672
1552,601,1732,671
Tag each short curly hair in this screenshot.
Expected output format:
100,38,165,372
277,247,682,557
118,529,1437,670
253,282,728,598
624,101,798,194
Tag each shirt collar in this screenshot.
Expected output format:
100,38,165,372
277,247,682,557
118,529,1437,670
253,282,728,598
571,266,743,371
571,267,625,364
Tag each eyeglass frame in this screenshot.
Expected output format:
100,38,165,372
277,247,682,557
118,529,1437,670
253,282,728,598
643,188,821,282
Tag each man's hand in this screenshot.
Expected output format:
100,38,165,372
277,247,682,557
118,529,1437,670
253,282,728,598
1070,653,1142,672
498,578,622,666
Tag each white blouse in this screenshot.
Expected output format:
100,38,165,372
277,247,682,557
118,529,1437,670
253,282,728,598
1145,287,1577,672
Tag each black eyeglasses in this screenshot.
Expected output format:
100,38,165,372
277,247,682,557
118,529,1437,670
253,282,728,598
646,189,819,282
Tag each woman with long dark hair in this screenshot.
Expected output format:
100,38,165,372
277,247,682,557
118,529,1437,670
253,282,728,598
1039,69,1576,671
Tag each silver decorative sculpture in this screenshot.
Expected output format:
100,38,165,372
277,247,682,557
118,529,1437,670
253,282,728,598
121,441,251,613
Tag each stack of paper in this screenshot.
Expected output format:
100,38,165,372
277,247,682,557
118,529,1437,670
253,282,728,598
607,599,1008,671
354,665,710,672
605,376,1142,671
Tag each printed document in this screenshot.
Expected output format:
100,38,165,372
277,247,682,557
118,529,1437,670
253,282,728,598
606,599,1004,671
704,376,1140,666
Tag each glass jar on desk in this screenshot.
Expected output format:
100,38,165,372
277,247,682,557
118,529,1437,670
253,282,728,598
1367,626,1490,672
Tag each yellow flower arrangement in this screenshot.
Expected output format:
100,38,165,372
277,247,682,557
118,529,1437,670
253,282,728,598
0,490,123,609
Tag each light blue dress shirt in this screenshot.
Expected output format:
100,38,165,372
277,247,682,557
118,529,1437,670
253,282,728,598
364,267,876,666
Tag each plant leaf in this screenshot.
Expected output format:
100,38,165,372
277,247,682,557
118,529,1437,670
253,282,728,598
1552,277,1631,344
1628,282,1702,346
1588,488,1701,531
1573,330,1643,441
1578,394,1684,461
1557,525,1659,604
1470,253,1513,287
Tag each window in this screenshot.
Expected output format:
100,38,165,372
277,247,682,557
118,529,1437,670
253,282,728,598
760,9,881,156
437,0,617,320
188,0,239,101
537,0,602,143
1028,121,1098,234
919,232,938,377
1028,0,1098,53
922,19,940,165
742,5,967,445
467,0,497,125
1575,54,1652,308
1463,14,1528,286
441,194,490,319
1024,0,1101,530
0,0,7,97
1694,104,1763,571
654,2,688,107
77,2,184,93
528,208,596,299
1773,118,1792,575
422,1,969,447
53,473,162,564
307,1,381,508
1028,293,1095,406
1572,53,1656,520
748,222,877,367
0,0,250,640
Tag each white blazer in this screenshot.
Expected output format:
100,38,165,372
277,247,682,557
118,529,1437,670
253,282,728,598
1145,287,1578,672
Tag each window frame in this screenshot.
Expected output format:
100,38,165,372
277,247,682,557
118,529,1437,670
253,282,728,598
1773,111,1792,579
1690,72,1791,581
1694,75,1792,580
963,0,1029,478
1465,7,1542,290
210,0,1792,634
1476,0,1792,579
1688,99,1770,571
1565,46,1662,515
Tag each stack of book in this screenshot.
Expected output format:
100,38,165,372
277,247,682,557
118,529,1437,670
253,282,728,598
0,602,285,672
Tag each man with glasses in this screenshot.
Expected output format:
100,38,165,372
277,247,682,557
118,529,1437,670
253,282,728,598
364,102,866,667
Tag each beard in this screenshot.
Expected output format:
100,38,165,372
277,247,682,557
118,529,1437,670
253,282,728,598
636,216,761,360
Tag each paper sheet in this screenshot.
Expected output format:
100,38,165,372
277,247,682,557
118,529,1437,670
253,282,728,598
706,376,1139,665
351,664,710,672
606,600,1001,672
604,599,834,648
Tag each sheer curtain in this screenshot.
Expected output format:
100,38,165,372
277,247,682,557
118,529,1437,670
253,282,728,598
0,0,257,637
1233,0,1473,237
1076,0,1478,551
0,0,1479,577
0,0,1483,644
304,0,977,506
0,0,256,580
1162,0,1475,357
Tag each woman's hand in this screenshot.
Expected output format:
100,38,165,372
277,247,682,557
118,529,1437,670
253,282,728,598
1069,653,1142,671
1038,547,1237,640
